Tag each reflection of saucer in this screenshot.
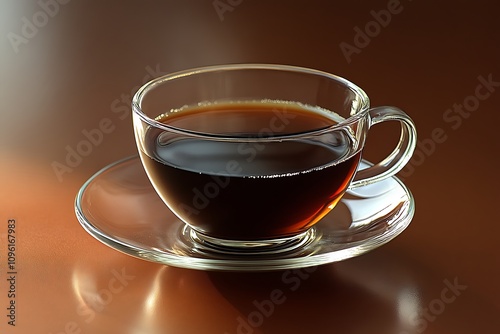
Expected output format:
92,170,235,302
75,156,414,271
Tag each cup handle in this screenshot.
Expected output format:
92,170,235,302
349,106,417,189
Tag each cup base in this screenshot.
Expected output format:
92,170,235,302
187,226,317,256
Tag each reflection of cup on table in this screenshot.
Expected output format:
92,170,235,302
132,64,417,253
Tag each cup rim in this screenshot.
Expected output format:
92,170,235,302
132,63,371,139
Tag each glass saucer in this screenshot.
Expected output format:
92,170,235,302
75,156,415,272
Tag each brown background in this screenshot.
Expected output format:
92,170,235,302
1,0,499,333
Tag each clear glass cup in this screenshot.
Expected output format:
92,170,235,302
132,64,417,254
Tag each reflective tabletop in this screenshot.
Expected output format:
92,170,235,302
1,1,499,333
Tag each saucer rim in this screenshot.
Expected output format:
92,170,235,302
75,155,415,271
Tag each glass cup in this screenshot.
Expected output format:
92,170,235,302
132,64,417,254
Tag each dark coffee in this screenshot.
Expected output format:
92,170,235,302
139,101,361,240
